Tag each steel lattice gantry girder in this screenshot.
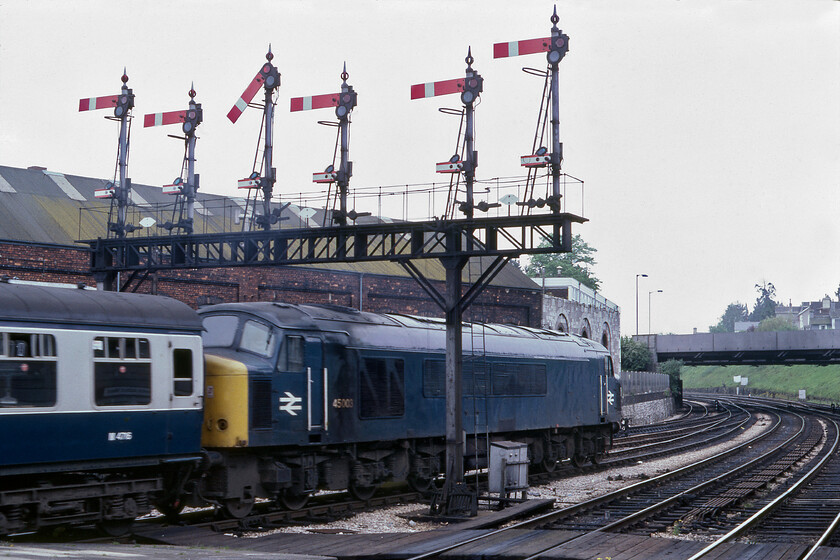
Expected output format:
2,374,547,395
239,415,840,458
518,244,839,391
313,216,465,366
85,213,583,276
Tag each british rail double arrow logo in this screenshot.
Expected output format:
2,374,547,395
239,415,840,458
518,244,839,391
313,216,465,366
279,392,302,415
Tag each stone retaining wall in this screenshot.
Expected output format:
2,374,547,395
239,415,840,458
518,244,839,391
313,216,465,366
621,395,675,426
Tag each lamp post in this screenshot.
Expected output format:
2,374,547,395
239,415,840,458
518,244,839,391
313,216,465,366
635,274,648,335
649,289,663,334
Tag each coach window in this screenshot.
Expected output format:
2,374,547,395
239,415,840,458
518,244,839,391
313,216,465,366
93,336,152,406
173,349,194,396
0,332,57,408
239,320,278,358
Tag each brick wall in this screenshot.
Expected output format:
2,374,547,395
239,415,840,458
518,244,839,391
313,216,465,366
0,241,541,326
0,241,92,285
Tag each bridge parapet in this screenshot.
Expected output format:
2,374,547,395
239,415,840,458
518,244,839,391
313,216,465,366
636,330,840,366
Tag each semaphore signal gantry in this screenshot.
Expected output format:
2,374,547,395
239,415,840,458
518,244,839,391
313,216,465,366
495,6,570,216
411,47,490,222
229,46,285,231
290,64,369,227
79,70,136,238
143,84,203,234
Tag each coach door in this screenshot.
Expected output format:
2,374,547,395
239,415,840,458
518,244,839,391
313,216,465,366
168,344,201,453
304,336,326,437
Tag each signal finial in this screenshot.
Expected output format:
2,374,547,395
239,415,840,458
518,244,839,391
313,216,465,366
266,44,274,62
551,5,559,26
341,61,349,83
189,82,196,99
121,68,129,84
465,47,474,69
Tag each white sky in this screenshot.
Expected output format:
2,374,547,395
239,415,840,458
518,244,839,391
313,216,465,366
1,0,838,335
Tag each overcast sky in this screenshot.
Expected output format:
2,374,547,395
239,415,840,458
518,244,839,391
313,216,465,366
1,1,838,335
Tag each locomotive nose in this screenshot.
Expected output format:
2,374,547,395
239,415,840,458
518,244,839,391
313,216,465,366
202,353,250,448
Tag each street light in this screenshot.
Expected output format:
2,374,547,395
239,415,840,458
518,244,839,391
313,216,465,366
649,289,663,334
635,274,648,335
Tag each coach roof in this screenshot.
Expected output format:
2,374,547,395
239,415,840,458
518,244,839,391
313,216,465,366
0,282,202,332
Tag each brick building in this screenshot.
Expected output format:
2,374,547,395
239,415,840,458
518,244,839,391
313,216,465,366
0,165,542,325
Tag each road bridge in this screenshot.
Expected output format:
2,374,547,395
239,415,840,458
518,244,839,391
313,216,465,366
634,330,840,366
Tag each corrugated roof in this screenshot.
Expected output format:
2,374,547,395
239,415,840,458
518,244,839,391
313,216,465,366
0,164,541,289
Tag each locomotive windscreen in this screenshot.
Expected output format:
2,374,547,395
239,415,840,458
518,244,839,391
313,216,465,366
202,315,239,347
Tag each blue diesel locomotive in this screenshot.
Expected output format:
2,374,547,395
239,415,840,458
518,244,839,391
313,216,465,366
194,301,621,516
0,282,204,535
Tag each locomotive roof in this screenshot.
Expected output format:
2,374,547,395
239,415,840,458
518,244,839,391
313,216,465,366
0,281,203,332
199,301,608,359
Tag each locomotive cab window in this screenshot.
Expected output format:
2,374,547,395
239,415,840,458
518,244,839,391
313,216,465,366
239,320,278,358
93,336,151,406
0,332,57,408
172,348,194,396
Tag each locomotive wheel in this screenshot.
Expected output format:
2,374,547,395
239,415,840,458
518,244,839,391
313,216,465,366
407,474,434,494
278,491,310,511
571,454,588,468
541,458,558,473
221,498,253,519
348,481,379,501
98,519,134,537
591,453,604,466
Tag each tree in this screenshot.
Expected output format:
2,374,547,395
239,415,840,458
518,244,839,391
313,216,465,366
659,359,684,406
710,303,749,333
524,234,600,291
756,316,796,332
621,336,652,372
750,281,778,322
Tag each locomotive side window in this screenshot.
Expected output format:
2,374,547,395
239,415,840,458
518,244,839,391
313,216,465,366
423,360,445,397
240,320,277,358
0,332,57,408
172,349,194,396
423,360,488,397
285,336,305,372
491,363,547,396
605,356,619,379
359,358,404,418
93,336,151,406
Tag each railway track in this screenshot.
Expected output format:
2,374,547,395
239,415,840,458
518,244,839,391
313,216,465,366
397,398,840,559
20,396,840,560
